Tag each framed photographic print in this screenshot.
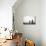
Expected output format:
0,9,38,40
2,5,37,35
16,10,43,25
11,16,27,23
23,16,36,24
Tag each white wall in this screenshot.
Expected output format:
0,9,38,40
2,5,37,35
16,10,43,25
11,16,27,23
13,0,41,46
0,0,16,30
41,0,46,46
